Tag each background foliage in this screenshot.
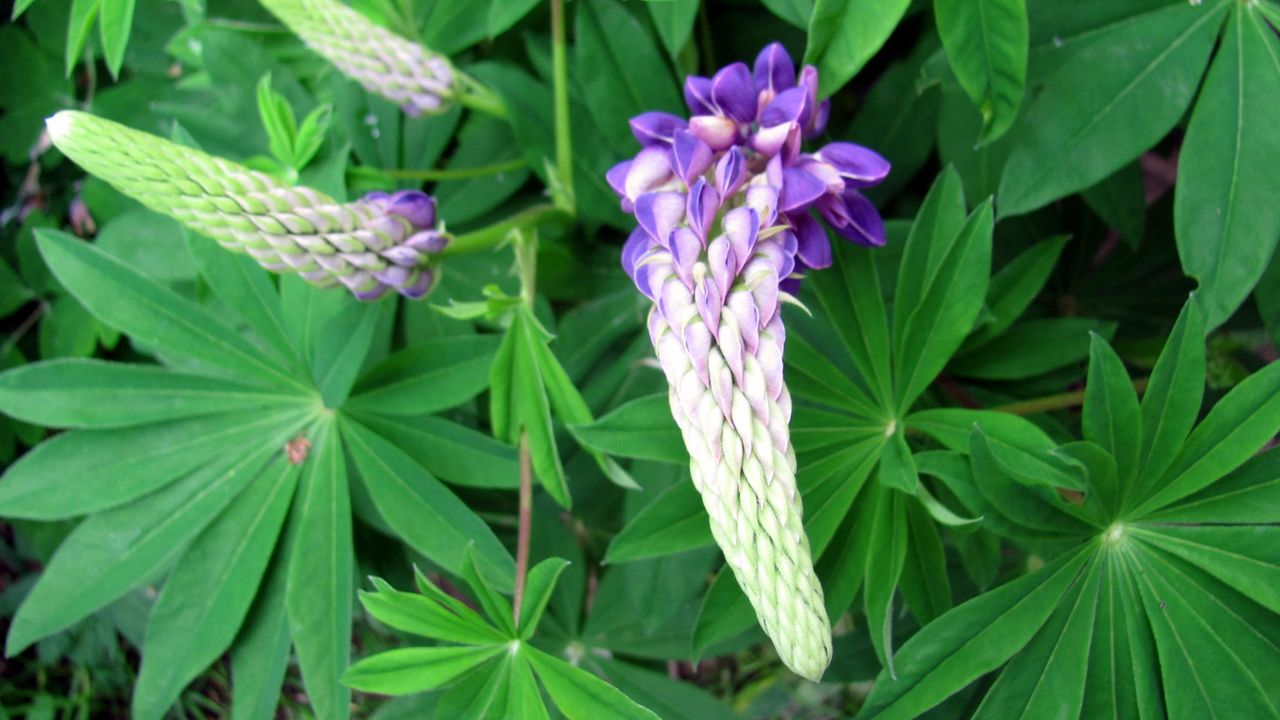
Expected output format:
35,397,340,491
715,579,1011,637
2,0,1279,718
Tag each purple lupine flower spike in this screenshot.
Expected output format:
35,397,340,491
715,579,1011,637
605,44,890,682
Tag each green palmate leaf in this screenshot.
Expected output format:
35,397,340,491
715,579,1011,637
509,655,551,720
810,238,893,411
1136,358,1280,514
856,548,1091,719
1176,5,1280,329
899,500,952,626
518,558,571,638
488,0,541,37
646,0,698,58
1146,447,1280,524
525,646,662,720
787,332,881,417
906,407,1050,452
314,301,383,408
816,480,878,619
971,559,1100,720
879,427,919,494
347,335,500,416
575,0,681,153
606,481,711,563
864,484,907,675
893,195,994,411
969,416,1083,491
0,407,305,519
361,577,506,646
5,440,285,655
951,318,1116,381
805,0,912,98
185,234,305,376
491,308,569,507
458,545,518,638
36,229,304,391
969,428,1094,538
343,646,505,695
1082,162,1146,249
432,654,511,718
1130,299,1205,506
1080,552,1163,720
1133,525,1280,616
64,0,100,75
998,1,1227,217
99,0,135,77
588,658,735,720
892,170,965,357
285,422,353,720
935,0,1028,143
351,413,519,489
1083,334,1142,489
341,419,515,590
964,235,1069,350
132,459,299,720
229,541,292,720
0,359,302,429
570,393,685,465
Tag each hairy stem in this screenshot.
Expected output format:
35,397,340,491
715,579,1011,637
550,0,575,213
513,431,533,624
365,158,526,182
993,377,1150,416
444,204,567,257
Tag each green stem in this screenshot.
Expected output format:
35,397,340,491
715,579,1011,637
454,69,509,119
992,377,1150,416
364,158,526,181
444,204,568,257
513,431,533,625
550,0,575,214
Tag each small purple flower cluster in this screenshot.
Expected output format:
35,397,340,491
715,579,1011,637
608,42,890,301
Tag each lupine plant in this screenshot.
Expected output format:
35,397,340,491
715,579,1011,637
1,0,1279,718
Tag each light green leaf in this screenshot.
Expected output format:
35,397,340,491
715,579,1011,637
856,548,1091,720
348,335,500,416
805,0,911,97
605,481,712,563
1176,6,1280,329
1083,334,1142,490
810,238,894,411
230,544,292,720
935,0,1028,143
64,0,101,75
342,418,515,590
518,558,570,638
0,359,301,429
99,0,135,77
525,646,662,720
963,235,1069,350
646,0,698,58
351,413,519,489
1146,447,1280,524
899,499,951,626
998,2,1226,217
5,441,283,655
343,646,504,695
360,577,507,646
570,393,685,465
1131,299,1206,506
893,192,993,411
1135,525,1280,615
133,460,299,720
285,423,353,720
36,229,303,391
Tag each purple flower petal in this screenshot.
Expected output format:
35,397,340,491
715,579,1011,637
779,168,827,213
385,190,436,227
722,207,759,273
636,191,686,248
818,142,891,187
688,115,739,151
696,276,722,339
760,87,810,129
751,120,796,158
715,147,747,197
684,75,715,116
670,227,702,287
819,189,886,247
405,230,448,253
673,130,713,186
711,62,756,123
707,235,736,299
607,159,632,198
790,212,832,269
630,111,686,146
686,178,720,239
753,43,796,99
807,99,830,138
621,227,650,281
624,147,673,201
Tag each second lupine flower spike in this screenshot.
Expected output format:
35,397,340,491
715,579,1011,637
47,111,446,301
259,0,454,116
608,43,890,681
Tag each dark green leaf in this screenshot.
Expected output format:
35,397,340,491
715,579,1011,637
351,413,519,489
935,0,1028,143
1175,6,1280,329
646,0,698,58
348,335,500,416
606,481,711,563
1083,334,1142,489
951,318,1115,380
518,558,570,638
360,577,507,645
570,394,685,465
805,0,911,97
525,646,662,720
963,235,1069,350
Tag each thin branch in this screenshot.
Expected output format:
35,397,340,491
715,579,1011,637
992,377,1150,416
368,158,526,182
